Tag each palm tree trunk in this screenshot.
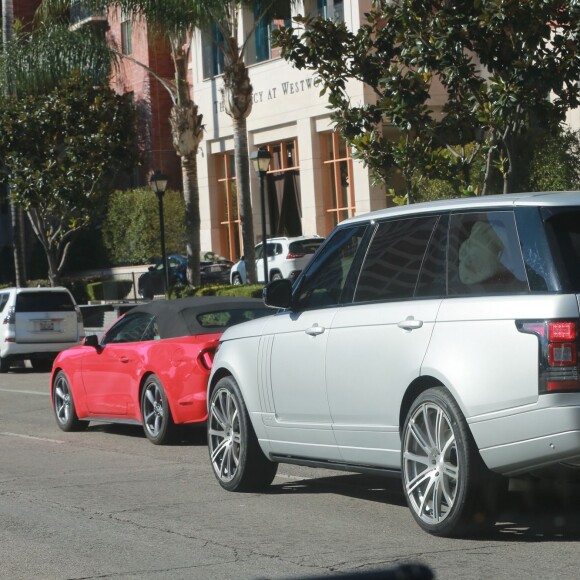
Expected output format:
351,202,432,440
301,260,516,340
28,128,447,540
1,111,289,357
181,154,201,287
232,115,257,284
2,0,25,287
169,100,203,286
223,35,257,283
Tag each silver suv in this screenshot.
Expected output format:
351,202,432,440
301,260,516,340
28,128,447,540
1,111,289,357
0,287,84,372
207,192,580,536
230,236,324,285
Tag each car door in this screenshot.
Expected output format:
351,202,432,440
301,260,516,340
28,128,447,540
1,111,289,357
261,225,368,460
326,215,445,468
81,312,156,416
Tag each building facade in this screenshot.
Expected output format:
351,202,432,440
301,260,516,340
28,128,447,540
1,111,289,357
191,0,387,261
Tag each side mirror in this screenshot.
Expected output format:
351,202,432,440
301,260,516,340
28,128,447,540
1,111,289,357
263,279,292,309
83,334,100,348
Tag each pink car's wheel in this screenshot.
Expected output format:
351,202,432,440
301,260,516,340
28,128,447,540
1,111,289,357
141,374,175,445
52,371,88,432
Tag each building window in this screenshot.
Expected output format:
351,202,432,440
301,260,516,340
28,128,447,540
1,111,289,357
216,153,241,261
254,1,292,63
262,139,302,237
121,10,132,55
202,24,225,79
321,132,355,231
310,0,344,21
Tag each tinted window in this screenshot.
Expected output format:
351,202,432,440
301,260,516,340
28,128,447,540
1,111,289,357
448,211,528,296
102,312,157,344
15,291,75,312
541,208,580,292
295,225,367,310
190,307,271,330
289,239,324,255
354,216,439,302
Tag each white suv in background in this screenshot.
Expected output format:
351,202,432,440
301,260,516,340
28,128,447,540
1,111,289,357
0,287,84,372
230,236,324,285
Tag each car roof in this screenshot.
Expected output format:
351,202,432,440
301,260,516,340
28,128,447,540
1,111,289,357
127,296,269,338
0,286,72,294
340,191,580,226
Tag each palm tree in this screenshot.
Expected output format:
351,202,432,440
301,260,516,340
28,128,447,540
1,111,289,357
200,0,295,284
1,0,26,287
36,0,215,287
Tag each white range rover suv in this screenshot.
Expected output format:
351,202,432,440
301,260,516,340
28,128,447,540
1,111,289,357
0,287,84,372
229,236,324,285
207,191,580,536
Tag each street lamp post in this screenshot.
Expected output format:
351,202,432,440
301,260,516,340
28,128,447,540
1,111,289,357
150,170,169,295
249,149,271,285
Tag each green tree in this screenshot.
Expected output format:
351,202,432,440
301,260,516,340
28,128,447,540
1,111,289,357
0,74,138,285
103,187,186,265
37,0,211,286
274,0,580,199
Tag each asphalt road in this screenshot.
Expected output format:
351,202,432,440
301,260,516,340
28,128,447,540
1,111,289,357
2,368,580,580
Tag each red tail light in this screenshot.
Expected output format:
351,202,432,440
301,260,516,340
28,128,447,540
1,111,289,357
518,320,580,393
198,348,215,371
286,252,305,259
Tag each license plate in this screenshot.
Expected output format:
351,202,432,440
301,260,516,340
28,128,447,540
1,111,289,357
39,320,54,331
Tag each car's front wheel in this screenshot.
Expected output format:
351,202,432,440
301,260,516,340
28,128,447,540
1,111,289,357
208,376,278,491
231,273,243,286
141,374,175,445
52,371,89,432
402,387,504,536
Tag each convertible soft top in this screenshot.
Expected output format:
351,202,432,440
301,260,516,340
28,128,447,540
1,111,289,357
129,296,271,339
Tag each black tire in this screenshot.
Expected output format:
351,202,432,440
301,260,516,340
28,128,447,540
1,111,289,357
0,357,10,373
401,386,505,537
232,273,243,286
208,375,278,491
141,374,175,445
270,272,283,282
52,370,89,432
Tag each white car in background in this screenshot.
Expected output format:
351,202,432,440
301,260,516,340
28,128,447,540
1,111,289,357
0,286,84,372
229,236,324,285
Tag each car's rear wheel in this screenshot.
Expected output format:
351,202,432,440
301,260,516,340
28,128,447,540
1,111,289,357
270,271,283,281
232,274,243,286
52,371,89,432
141,374,175,445
402,387,504,536
208,376,278,491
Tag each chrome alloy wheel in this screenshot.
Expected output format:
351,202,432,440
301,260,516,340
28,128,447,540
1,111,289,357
403,402,459,525
143,381,164,438
208,387,241,483
54,374,72,425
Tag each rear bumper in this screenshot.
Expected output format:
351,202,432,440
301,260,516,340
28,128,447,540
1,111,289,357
1,340,80,360
470,396,580,475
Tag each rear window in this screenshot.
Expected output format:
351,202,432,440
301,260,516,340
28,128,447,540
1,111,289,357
289,239,324,255
15,291,75,312
0,293,9,313
185,307,271,331
542,208,580,292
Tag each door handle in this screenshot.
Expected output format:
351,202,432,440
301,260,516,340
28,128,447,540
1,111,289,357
119,356,130,363
397,317,423,331
306,324,326,336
